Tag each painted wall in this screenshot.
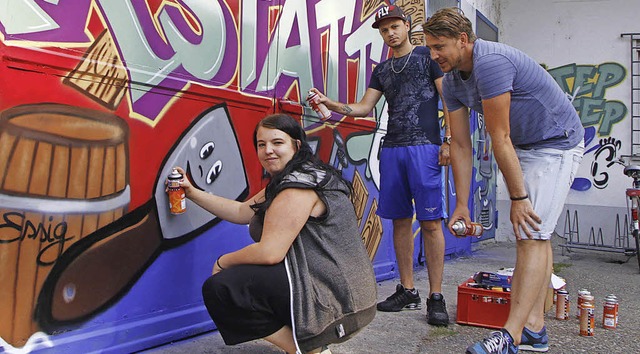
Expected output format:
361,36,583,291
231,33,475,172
0,1,491,352
493,0,638,246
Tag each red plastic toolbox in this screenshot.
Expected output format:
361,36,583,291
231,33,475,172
456,278,511,329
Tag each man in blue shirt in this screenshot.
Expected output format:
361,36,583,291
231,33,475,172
424,7,584,354
312,5,451,326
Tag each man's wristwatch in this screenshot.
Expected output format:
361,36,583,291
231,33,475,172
443,136,452,144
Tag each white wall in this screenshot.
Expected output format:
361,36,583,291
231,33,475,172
463,0,500,24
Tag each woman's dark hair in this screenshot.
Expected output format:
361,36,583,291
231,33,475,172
250,113,350,215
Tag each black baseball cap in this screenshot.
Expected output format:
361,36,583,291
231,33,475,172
372,5,408,28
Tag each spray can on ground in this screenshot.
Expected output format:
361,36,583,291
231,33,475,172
168,168,186,215
602,294,618,329
451,220,483,237
579,294,595,336
555,289,570,320
307,91,332,121
577,289,590,319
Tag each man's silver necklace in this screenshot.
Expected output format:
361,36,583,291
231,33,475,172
391,46,415,74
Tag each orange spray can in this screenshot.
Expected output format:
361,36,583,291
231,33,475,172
168,168,186,215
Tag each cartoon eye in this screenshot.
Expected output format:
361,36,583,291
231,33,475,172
206,160,223,184
200,142,215,159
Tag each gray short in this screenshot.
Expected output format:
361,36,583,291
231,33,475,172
515,141,584,240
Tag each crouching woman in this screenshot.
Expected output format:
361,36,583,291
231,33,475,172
175,114,377,353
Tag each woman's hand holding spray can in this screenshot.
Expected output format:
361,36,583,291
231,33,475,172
167,168,186,215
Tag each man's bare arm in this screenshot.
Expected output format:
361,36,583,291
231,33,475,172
310,87,383,117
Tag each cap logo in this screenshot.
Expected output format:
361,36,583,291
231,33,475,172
376,5,393,20
372,5,406,28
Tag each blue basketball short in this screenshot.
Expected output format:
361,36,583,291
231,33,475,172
377,144,445,221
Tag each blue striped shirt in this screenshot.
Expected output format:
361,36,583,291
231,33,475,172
442,39,584,149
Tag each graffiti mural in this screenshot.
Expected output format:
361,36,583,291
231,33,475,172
549,62,626,136
547,61,634,256
0,1,484,352
547,62,628,192
472,112,497,235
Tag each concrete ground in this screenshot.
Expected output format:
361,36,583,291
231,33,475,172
140,236,640,353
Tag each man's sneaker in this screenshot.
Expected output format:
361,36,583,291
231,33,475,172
519,326,549,352
426,292,449,326
466,329,518,354
376,284,421,312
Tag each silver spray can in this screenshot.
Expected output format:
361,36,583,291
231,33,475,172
451,220,483,237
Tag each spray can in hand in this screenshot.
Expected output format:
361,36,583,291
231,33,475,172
451,220,483,237
307,90,332,121
167,168,186,215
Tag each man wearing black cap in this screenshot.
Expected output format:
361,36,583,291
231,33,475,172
310,4,451,327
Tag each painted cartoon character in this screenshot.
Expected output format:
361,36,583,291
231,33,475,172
36,104,248,331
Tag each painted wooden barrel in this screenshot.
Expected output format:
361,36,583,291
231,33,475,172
0,104,129,347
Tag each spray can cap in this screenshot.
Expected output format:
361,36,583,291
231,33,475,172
169,168,182,179
451,220,465,235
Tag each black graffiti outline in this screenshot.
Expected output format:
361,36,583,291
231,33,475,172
590,137,622,189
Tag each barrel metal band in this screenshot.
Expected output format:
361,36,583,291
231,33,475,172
0,186,131,214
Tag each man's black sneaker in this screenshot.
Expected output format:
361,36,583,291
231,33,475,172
426,292,449,326
377,284,421,312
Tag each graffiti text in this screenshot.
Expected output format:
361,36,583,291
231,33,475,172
548,63,627,136
0,212,74,266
